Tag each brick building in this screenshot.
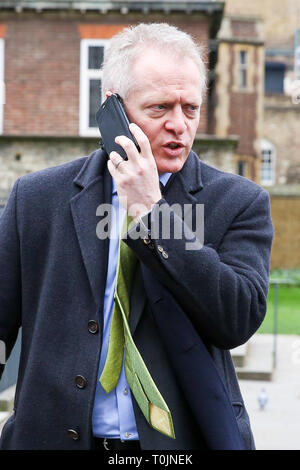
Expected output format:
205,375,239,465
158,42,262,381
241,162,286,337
0,0,233,210
211,15,265,182
224,0,300,269
225,0,300,187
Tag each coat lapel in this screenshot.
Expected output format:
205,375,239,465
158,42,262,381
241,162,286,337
70,149,111,308
141,263,244,450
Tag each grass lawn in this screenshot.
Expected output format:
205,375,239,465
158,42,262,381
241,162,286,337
258,282,300,335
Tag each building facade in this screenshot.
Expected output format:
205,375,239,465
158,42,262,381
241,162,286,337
211,15,265,182
225,0,300,187
0,0,298,268
0,0,231,210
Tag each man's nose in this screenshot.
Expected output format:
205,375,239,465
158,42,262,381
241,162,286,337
165,108,187,135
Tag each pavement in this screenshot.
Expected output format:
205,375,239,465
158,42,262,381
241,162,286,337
238,334,300,450
1,334,300,450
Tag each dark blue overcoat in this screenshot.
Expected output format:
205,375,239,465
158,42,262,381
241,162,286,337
0,149,273,449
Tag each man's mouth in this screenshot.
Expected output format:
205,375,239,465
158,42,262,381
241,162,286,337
161,141,185,158
164,142,184,149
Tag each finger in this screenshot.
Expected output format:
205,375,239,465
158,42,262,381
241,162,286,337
114,135,139,163
109,151,126,171
107,158,117,179
128,123,152,158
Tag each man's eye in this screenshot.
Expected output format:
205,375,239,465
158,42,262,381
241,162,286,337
187,105,198,112
185,105,199,116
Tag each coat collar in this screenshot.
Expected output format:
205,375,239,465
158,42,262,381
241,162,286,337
73,148,109,189
161,150,204,205
178,149,204,194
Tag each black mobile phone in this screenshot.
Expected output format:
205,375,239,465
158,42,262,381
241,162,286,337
96,93,140,161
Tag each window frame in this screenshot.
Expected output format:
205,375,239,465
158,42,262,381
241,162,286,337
233,45,254,93
261,139,276,186
239,50,248,90
79,38,108,137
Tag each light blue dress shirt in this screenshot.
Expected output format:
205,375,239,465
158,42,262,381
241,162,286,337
92,172,171,440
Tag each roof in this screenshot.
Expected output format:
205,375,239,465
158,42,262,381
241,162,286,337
0,1,225,14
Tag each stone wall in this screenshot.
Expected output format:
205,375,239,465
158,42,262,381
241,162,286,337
268,186,300,270
225,0,300,49
0,136,99,204
193,134,238,174
263,94,300,185
0,134,238,204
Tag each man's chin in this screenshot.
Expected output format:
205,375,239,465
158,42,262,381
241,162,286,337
156,158,188,175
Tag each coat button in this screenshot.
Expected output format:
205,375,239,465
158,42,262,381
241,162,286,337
88,320,99,334
75,375,87,389
67,429,80,441
143,237,151,245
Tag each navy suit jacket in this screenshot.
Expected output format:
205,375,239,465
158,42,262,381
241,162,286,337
0,149,273,449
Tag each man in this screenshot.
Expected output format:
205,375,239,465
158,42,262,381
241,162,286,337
0,23,273,450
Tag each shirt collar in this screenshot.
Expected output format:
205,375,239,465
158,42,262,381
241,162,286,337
112,172,172,195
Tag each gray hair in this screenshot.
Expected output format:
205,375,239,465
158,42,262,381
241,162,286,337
101,23,207,102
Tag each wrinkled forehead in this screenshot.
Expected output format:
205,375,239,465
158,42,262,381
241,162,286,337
129,50,203,102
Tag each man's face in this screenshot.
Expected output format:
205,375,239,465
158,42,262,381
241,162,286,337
123,49,203,174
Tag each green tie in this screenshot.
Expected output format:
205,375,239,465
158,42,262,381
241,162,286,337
100,214,175,439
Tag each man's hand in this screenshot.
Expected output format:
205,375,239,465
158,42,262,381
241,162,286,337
107,123,162,221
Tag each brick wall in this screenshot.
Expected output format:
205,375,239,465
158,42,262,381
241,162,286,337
231,19,257,40
224,25,263,160
213,16,264,182
227,44,257,157
0,11,210,137
4,16,80,136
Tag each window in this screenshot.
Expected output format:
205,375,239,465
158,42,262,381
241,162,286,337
233,45,254,93
261,139,276,186
237,160,247,177
265,62,285,93
80,39,108,136
0,38,4,134
239,50,248,89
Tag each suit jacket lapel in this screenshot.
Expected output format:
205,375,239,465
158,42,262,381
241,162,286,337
70,149,111,308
